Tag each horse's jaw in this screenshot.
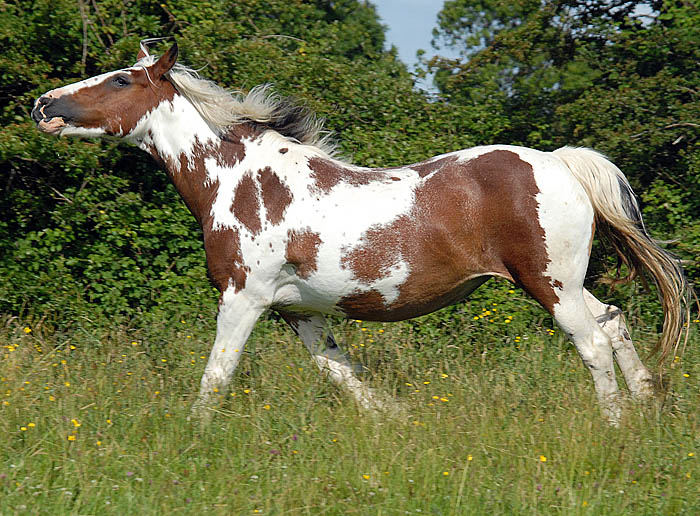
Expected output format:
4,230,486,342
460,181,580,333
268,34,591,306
36,117,107,138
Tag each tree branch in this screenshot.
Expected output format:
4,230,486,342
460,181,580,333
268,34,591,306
77,0,89,74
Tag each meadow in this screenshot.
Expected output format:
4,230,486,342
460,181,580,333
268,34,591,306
1,281,698,515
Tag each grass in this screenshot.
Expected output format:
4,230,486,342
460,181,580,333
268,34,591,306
1,306,699,515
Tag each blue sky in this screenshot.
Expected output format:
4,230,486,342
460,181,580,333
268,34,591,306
371,0,459,90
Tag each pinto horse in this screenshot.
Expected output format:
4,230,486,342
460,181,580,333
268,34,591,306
33,41,691,423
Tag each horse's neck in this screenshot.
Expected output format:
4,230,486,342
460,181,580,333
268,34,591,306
133,94,219,168
135,98,261,230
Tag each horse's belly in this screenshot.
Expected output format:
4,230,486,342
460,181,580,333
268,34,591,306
336,275,491,321
272,272,491,321
271,277,348,316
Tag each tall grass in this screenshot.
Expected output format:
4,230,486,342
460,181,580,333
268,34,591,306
1,307,698,515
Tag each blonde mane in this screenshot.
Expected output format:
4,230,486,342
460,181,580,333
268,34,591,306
135,56,337,156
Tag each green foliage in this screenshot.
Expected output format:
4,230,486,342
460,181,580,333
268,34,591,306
1,0,697,336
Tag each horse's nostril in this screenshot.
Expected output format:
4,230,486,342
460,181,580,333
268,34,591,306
32,96,54,123
31,99,43,123
40,96,54,110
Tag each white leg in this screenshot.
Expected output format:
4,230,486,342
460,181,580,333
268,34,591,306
192,287,265,419
554,292,622,424
583,289,655,400
280,312,390,411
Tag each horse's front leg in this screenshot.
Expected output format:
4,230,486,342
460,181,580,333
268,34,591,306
192,287,266,420
279,312,392,412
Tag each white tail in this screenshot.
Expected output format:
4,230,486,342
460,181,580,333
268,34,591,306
553,146,692,363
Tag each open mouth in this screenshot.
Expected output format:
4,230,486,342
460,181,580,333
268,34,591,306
37,116,68,135
32,97,71,135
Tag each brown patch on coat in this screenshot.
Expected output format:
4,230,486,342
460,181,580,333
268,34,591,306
410,155,459,178
337,290,386,319
220,124,263,166
338,150,560,318
338,277,490,322
307,157,388,193
279,148,288,154
341,225,402,284
232,173,262,235
145,138,251,294
158,140,218,228
205,227,250,294
258,166,293,225
285,229,322,279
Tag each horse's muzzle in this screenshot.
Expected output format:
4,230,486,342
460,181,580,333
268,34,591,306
32,96,53,123
32,95,72,134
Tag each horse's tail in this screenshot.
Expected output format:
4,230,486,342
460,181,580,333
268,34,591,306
552,146,693,362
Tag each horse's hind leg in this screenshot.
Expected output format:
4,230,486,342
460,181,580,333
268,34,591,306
514,258,622,422
279,312,390,411
583,289,655,400
507,258,622,421
549,291,623,424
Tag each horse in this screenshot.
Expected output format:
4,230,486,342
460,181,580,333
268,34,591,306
32,40,691,424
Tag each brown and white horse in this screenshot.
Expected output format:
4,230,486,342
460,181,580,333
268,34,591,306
32,41,691,423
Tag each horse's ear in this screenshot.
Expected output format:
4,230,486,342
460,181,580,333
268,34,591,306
149,42,178,80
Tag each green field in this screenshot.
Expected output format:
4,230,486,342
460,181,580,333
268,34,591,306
2,295,698,515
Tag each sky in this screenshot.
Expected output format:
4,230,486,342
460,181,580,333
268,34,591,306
371,0,459,91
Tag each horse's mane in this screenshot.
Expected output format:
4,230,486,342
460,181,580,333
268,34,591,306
135,56,337,157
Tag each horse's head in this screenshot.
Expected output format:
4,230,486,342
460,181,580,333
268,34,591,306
32,42,179,139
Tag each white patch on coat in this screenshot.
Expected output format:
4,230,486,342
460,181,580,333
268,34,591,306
128,94,220,170
189,130,422,311
38,69,126,101
273,166,420,311
527,147,594,309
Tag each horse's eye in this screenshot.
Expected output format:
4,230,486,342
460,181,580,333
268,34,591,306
112,75,131,88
